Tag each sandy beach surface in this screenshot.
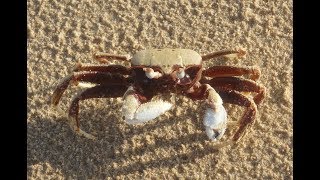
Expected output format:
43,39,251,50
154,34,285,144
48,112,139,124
27,0,292,179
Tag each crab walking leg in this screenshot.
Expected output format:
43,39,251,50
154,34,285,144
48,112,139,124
186,84,228,141
202,66,261,81
93,52,131,63
73,64,131,74
68,85,128,139
201,49,246,61
51,71,130,106
122,86,173,124
204,77,266,105
218,90,257,143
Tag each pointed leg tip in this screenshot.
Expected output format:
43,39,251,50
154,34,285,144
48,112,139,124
68,117,97,140
51,99,60,108
73,62,82,71
238,48,246,57
77,129,97,140
50,92,58,106
50,103,63,113
50,103,57,110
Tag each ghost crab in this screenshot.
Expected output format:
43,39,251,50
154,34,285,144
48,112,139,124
51,48,265,147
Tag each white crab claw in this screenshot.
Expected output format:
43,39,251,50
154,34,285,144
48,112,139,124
122,96,173,124
134,100,172,123
203,104,227,141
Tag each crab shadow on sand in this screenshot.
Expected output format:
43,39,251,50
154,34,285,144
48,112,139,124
27,102,226,178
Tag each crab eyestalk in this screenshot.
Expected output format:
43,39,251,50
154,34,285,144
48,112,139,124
176,68,186,79
173,68,192,85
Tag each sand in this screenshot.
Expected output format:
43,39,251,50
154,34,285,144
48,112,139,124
27,0,293,179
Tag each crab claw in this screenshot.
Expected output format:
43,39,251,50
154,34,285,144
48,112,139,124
203,104,227,141
122,88,173,124
127,100,173,124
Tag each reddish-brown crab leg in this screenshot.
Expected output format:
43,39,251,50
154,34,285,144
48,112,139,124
202,66,261,81
68,84,128,139
217,90,257,144
73,64,131,74
51,71,131,106
201,49,246,61
203,77,266,105
93,52,131,63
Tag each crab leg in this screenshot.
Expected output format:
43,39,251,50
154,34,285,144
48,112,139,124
93,52,131,63
68,84,128,139
73,64,131,74
202,66,261,81
217,90,257,144
201,49,246,61
186,83,228,141
204,77,266,105
121,86,173,125
51,71,130,106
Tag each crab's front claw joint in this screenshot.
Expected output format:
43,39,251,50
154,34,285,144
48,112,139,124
203,104,227,141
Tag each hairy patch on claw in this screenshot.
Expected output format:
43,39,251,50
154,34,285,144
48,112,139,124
203,104,227,141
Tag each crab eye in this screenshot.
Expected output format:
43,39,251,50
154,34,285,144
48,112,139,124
185,66,201,79
176,68,188,79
